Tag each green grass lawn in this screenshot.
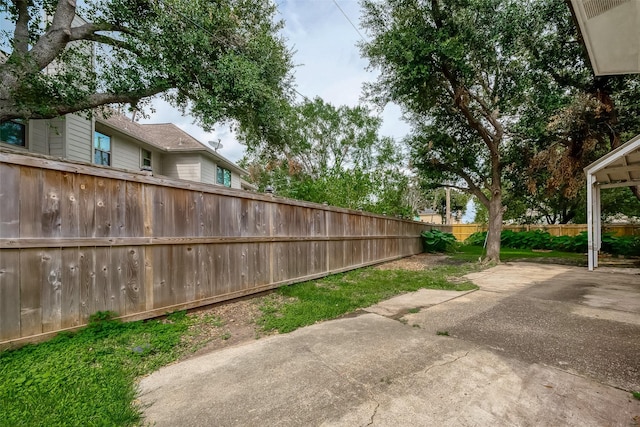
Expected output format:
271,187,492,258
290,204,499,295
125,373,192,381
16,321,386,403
0,311,193,427
257,265,479,334
452,245,587,265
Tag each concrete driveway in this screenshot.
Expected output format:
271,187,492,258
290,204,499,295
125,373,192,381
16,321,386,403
138,263,640,426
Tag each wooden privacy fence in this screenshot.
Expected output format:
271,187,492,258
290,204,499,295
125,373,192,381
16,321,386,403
0,151,427,347
427,223,640,242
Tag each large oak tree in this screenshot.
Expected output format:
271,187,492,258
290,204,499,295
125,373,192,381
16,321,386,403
360,0,528,261
0,0,293,139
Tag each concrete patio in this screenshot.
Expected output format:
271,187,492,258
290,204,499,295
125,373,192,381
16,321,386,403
138,262,640,426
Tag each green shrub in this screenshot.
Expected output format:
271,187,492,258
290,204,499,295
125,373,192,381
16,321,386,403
466,229,640,256
601,234,640,256
421,229,458,253
500,229,552,249
466,231,488,246
569,231,589,253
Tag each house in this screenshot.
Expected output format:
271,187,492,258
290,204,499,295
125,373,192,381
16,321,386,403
95,114,252,190
417,208,462,225
0,112,252,190
418,209,443,224
1,9,252,190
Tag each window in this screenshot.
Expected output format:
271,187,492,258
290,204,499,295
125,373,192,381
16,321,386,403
216,166,231,187
0,120,26,147
94,132,111,166
141,148,152,169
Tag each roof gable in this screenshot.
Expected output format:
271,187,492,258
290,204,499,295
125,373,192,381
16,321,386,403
96,114,247,175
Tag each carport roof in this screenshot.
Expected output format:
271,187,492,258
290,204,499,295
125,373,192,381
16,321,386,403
584,134,640,188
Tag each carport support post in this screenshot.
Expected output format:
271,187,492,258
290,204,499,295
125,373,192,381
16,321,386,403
586,174,600,271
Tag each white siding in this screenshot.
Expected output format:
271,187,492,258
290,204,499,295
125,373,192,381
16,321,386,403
111,135,141,171
47,117,65,158
231,172,241,190
201,157,217,185
64,114,92,162
27,120,49,155
162,154,202,182
152,152,164,175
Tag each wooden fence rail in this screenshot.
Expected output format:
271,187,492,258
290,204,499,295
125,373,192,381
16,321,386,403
427,223,639,242
0,151,427,347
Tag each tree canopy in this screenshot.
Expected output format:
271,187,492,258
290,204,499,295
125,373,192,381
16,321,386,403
240,97,415,217
360,0,527,261
501,0,640,223
0,0,293,140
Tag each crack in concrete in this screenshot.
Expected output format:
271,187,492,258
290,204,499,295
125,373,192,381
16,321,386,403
364,400,380,426
301,344,383,427
420,349,472,375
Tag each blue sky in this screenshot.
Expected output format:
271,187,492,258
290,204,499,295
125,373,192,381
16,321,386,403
141,0,410,163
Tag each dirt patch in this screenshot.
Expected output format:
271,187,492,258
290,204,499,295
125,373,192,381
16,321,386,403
178,253,454,359
375,253,460,270
180,297,266,360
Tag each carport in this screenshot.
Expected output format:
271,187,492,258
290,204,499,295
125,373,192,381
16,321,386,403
585,136,640,270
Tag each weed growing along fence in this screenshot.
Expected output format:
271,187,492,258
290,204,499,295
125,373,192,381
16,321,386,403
0,151,427,346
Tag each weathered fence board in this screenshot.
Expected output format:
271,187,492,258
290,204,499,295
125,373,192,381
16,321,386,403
0,151,427,347
0,249,20,340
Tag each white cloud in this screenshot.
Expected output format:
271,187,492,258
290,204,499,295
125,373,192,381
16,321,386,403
143,0,410,163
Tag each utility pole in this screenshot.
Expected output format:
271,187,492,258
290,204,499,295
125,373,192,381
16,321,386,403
445,187,452,225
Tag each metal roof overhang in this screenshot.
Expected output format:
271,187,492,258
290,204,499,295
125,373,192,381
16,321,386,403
569,0,640,76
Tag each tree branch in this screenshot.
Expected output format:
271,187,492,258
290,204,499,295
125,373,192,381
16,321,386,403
0,85,169,122
68,22,135,44
14,0,30,54
74,31,142,56
427,157,488,206
27,0,78,70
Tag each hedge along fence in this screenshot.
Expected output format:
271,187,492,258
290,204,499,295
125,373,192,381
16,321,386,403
427,223,639,242
0,151,428,347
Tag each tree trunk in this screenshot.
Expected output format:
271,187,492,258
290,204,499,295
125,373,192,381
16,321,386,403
485,192,503,262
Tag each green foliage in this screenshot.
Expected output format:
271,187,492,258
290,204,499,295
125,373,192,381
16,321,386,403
88,310,118,324
466,230,639,256
500,230,552,250
1,0,293,145
241,97,415,217
499,0,640,222
601,234,640,257
633,391,640,400
421,188,470,222
0,311,192,426
466,231,488,247
257,266,478,333
421,229,458,253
